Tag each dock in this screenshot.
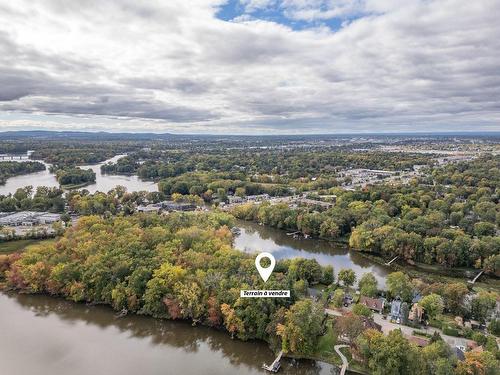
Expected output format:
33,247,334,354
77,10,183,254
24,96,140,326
468,270,484,284
385,255,399,266
263,350,283,372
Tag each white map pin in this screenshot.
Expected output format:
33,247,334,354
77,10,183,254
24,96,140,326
255,252,276,282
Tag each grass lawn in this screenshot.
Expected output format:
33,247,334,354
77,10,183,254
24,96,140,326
0,238,56,254
314,319,340,363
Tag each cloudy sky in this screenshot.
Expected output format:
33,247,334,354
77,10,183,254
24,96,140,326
0,0,499,134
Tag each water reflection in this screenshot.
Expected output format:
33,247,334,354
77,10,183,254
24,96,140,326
234,220,390,288
80,155,157,194
0,292,339,375
0,159,59,195
0,154,157,195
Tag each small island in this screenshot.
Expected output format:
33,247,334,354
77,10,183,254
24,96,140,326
55,167,96,189
0,161,46,185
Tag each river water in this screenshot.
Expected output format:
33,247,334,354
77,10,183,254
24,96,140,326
0,292,340,375
0,153,381,375
234,220,390,288
0,154,157,195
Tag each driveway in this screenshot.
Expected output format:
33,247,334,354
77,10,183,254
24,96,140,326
372,313,473,348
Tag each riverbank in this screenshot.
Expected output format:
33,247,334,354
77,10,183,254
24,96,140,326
234,218,499,292
359,252,500,292
60,181,94,189
0,153,157,195
0,226,353,374
0,291,343,375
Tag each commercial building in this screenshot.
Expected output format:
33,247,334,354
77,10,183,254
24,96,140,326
0,211,61,227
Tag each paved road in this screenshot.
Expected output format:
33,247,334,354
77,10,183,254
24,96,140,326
334,345,349,375
325,308,473,349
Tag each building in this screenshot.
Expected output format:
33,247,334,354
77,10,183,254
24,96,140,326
137,204,161,213
452,347,466,362
359,316,382,331
161,201,196,212
360,296,385,314
228,195,244,204
296,198,334,210
246,194,270,202
408,304,424,323
390,298,403,323
37,213,62,224
407,335,430,347
0,211,61,226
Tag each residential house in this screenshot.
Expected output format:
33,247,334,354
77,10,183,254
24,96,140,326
408,304,425,323
407,335,430,347
390,298,403,323
359,316,382,331
360,296,385,314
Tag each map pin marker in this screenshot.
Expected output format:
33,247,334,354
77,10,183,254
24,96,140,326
255,252,276,282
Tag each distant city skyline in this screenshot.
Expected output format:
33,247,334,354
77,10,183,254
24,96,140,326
1,1,499,134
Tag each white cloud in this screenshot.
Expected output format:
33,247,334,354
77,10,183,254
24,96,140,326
0,0,499,134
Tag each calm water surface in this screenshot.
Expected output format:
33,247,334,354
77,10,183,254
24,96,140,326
1,154,383,375
0,292,340,375
0,154,156,195
234,220,390,288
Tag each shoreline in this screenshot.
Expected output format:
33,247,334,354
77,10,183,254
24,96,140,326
0,286,350,372
234,217,499,291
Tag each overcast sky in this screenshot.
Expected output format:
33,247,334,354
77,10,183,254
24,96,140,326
0,0,499,134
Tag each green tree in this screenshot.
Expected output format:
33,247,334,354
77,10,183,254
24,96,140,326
321,265,334,285
332,288,344,308
358,273,378,297
488,319,500,336
352,303,373,318
420,294,444,320
276,300,324,355
471,291,498,323
358,329,418,375
386,272,413,301
338,269,356,289
441,282,468,315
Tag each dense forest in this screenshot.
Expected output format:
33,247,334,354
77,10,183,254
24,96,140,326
102,148,435,180
0,212,328,354
55,168,96,187
0,161,45,185
232,155,500,275
0,134,498,374
0,186,65,212
1,212,498,373
99,148,437,201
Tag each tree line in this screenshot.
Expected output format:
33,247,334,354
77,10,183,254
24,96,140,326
0,212,330,356
232,155,500,275
0,161,45,185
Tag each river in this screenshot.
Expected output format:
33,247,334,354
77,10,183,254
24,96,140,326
234,220,390,288
0,292,341,375
0,154,157,195
1,153,382,375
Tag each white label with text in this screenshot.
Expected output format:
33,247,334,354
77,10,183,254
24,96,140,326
240,290,290,298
